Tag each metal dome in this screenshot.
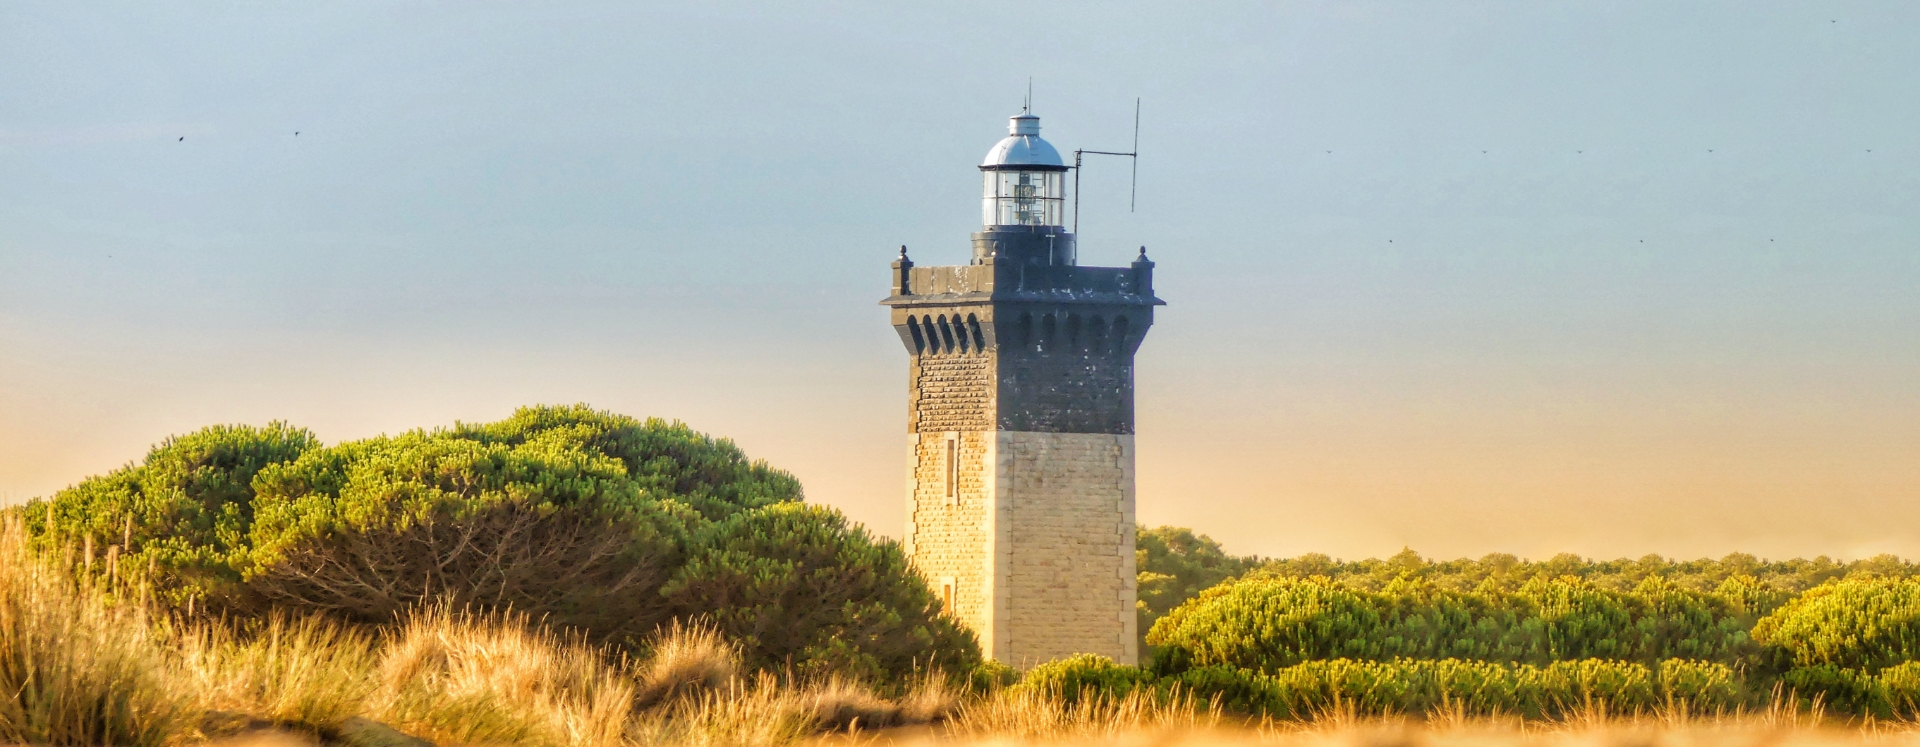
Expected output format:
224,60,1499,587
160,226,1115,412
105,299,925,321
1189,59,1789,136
981,113,1066,170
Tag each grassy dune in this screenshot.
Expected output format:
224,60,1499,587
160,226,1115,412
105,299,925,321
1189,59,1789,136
0,517,956,746
3,518,1915,747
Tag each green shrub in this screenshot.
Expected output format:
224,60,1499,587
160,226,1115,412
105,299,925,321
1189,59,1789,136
1540,658,1658,713
660,502,978,683
1265,659,1531,717
1656,658,1743,712
1879,661,1920,719
1135,527,1260,655
18,406,981,680
1778,664,1887,718
1016,654,1151,705
1751,578,1920,672
241,425,700,643
1243,547,1911,598
967,661,1019,693
1145,576,1383,672
1148,575,1763,674
1155,665,1288,717
23,422,319,607
447,405,802,521
1240,658,1725,719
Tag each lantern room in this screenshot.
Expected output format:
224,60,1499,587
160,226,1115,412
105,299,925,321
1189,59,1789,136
980,112,1068,228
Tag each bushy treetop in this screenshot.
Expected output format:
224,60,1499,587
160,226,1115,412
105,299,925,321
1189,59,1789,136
662,502,979,682
20,405,973,682
1750,578,1920,672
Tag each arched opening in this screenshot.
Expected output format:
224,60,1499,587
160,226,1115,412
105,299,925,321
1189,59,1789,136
908,316,926,355
1066,314,1082,350
1110,315,1130,355
1088,315,1107,355
967,314,986,352
1012,313,1033,349
1039,313,1057,353
937,315,956,354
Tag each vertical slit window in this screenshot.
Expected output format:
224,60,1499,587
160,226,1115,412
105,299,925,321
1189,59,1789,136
945,437,958,503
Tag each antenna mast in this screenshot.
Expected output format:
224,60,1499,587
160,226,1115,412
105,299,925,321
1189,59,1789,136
1131,98,1139,211
1072,98,1141,235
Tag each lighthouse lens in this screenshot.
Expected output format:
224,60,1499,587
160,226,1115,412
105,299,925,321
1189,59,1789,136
982,170,1064,227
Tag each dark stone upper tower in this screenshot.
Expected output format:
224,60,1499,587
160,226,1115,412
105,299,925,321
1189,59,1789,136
882,111,1162,666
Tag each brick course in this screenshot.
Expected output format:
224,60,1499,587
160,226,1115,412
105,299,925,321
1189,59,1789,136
910,353,993,433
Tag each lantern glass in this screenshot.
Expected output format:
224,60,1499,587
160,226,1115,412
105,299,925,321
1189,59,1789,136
982,169,1064,227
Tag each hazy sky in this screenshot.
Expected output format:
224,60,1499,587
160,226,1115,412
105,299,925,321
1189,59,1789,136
4,1,1917,562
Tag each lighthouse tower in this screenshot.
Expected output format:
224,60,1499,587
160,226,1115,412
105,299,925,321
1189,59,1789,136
882,111,1162,666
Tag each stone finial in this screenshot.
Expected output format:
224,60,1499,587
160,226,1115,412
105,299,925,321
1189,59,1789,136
1130,246,1154,296
892,245,914,296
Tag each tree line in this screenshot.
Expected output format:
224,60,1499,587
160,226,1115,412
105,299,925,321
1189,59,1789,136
1132,527,1920,716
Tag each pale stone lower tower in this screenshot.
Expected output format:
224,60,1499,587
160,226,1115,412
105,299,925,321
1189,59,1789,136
882,111,1161,667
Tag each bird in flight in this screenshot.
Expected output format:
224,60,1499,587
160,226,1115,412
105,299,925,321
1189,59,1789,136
178,136,184,142
295,131,300,136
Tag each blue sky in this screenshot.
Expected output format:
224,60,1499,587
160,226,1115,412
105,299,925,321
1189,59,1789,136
4,1,1917,560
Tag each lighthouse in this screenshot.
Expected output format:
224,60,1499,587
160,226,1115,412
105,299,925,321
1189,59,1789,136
882,110,1162,666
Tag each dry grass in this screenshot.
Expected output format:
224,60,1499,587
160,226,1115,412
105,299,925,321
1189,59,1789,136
0,519,189,747
9,523,1920,747
368,605,635,747
177,613,380,734
896,671,965,725
631,673,825,747
943,684,1223,741
0,528,919,747
633,620,739,710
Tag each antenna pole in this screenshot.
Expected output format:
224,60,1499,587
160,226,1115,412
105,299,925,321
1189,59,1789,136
1131,98,1140,212
1070,100,1142,237
1073,150,1083,234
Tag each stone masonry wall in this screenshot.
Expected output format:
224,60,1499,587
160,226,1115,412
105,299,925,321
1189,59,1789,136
906,429,995,642
999,431,1137,666
910,353,992,433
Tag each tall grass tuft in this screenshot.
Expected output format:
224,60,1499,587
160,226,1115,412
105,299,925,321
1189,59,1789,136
795,676,901,732
949,682,1222,740
176,613,379,735
368,605,634,747
633,620,738,710
0,519,189,746
897,669,965,725
630,673,821,747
